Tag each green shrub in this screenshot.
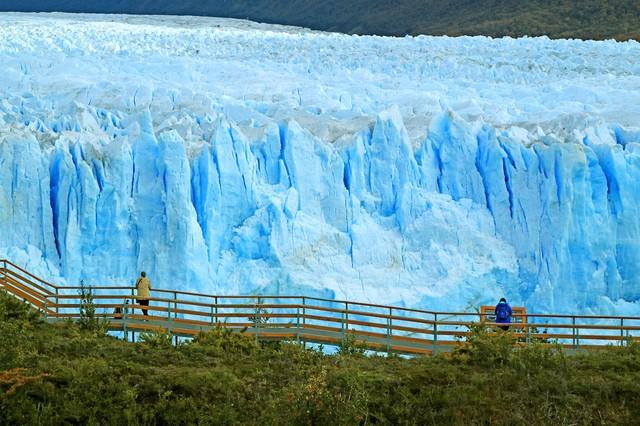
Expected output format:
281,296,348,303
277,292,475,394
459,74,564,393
512,340,567,374
0,291,41,323
2,293,640,424
275,341,323,364
280,365,370,425
453,322,515,366
140,330,173,349
248,297,270,325
77,283,108,335
190,323,259,355
337,332,367,357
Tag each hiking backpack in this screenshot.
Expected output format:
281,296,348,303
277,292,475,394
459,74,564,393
496,304,509,321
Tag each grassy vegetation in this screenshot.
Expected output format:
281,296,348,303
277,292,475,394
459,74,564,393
1,0,638,41
2,290,640,425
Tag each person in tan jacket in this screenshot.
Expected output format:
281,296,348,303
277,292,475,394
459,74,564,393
135,271,151,316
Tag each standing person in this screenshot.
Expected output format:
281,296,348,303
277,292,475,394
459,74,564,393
495,297,512,331
135,272,151,316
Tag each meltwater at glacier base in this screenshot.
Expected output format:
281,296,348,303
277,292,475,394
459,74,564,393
1,13,640,315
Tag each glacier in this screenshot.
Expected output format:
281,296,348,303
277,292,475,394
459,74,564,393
0,13,640,315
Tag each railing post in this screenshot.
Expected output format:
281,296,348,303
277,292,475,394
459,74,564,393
122,302,128,342
572,316,578,349
0,259,5,288
301,297,306,348
214,296,219,324
173,292,178,345
345,302,349,330
173,292,178,318
386,307,392,355
255,298,260,344
0,262,6,297
131,288,135,319
55,287,59,316
1,259,5,282
433,313,438,354
210,304,215,326
620,318,624,347
340,302,346,342
167,300,174,343
296,306,300,343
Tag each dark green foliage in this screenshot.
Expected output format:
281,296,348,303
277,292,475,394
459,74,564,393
0,0,638,41
190,323,259,355
2,292,640,424
0,291,42,370
248,297,269,325
453,322,516,366
337,332,368,357
0,289,41,324
139,330,173,349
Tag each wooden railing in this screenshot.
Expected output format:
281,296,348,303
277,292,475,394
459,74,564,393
1,258,640,354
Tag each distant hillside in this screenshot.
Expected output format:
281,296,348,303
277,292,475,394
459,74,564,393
1,0,639,41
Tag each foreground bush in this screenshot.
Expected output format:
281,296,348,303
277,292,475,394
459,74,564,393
1,291,640,425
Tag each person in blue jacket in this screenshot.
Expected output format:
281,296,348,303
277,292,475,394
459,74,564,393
495,297,512,330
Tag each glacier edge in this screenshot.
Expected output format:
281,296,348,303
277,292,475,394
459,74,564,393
2,104,640,315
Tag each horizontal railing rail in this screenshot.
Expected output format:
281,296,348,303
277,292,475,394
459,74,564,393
2,258,640,354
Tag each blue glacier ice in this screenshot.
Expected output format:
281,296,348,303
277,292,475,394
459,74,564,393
0,13,639,315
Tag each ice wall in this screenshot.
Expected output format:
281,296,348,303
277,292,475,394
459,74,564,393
1,13,640,314
2,102,640,314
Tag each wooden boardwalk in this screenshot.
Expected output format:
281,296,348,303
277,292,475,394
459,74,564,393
2,259,639,354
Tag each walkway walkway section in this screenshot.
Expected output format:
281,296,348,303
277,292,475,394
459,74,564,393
1,259,639,354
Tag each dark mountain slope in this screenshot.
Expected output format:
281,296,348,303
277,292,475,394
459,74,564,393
0,0,638,41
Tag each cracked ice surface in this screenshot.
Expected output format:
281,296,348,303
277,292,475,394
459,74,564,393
1,13,640,314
